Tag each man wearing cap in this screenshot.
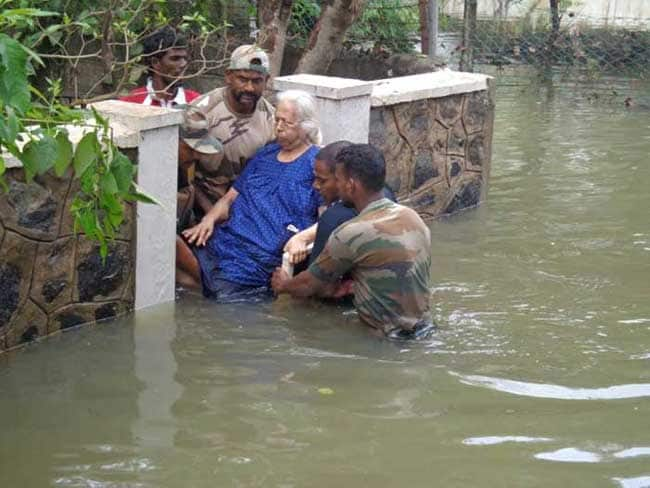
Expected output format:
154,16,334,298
120,26,201,108
177,112,224,231
188,44,275,208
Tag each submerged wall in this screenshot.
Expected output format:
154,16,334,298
0,170,136,351
0,103,182,353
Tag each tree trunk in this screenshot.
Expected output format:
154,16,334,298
295,0,367,75
419,0,429,55
546,0,560,69
258,0,294,79
460,0,477,72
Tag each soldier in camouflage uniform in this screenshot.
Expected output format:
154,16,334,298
272,144,433,338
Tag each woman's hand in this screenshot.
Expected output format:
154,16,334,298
182,217,214,247
284,232,310,264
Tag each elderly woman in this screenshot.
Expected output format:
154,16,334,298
176,89,322,300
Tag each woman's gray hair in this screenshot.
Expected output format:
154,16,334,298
276,89,322,145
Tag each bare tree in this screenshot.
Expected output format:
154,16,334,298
295,0,367,75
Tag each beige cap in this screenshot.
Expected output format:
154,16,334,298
228,45,270,75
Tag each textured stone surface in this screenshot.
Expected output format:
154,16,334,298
447,155,465,184
369,86,493,217
5,299,48,349
0,219,5,247
75,239,131,302
0,170,71,241
49,301,131,333
444,174,483,215
31,237,76,313
400,180,451,219
448,120,467,156
466,133,486,171
0,232,38,330
436,94,464,128
463,91,491,134
369,107,412,194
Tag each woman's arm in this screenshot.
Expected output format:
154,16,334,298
182,187,239,246
283,224,317,264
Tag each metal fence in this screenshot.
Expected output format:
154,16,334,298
223,0,650,96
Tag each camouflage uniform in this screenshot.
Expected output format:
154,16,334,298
308,198,432,334
190,87,275,202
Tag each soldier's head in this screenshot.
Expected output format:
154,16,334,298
225,45,270,114
142,26,189,88
334,144,386,207
313,140,352,205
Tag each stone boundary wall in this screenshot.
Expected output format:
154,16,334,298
0,168,136,352
0,102,182,353
369,73,495,218
275,70,495,219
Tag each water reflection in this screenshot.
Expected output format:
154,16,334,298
463,436,552,446
452,372,650,400
612,476,650,488
535,447,602,463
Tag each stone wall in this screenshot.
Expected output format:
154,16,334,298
369,74,495,218
0,168,135,352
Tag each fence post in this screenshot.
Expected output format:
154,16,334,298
460,0,477,72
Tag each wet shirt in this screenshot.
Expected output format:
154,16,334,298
191,87,275,202
308,198,432,334
208,143,320,287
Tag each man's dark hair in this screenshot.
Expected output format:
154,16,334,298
316,140,352,171
335,144,386,192
142,26,187,66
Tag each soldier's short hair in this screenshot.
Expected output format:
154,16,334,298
316,140,353,171
142,26,187,67
335,144,386,192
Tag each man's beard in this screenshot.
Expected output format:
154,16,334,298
235,90,260,106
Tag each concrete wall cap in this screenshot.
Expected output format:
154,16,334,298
90,100,184,133
273,74,374,100
370,70,492,107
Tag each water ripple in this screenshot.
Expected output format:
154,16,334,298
463,436,553,446
450,372,650,400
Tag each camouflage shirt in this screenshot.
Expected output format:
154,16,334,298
190,87,275,202
308,198,432,334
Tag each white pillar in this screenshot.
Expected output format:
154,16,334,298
273,74,374,145
92,101,183,310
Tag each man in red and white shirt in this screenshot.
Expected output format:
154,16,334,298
120,26,200,108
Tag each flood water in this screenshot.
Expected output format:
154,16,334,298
1,74,650,487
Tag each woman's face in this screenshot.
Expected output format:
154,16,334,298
275,101,305,149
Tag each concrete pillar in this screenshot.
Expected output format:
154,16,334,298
92,101,183,310
272,74,374,145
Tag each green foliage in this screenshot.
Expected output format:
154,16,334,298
287,0,321,48
0,7,157,260
347,0,419,53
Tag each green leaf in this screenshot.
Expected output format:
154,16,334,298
127,183,162,206
0,106,19,141
54,132,73,176
101,192,123,215
99,171,118,194
110,151,135,193
19,135,59,180
76,206,96,238
0,33,30,113
73,132,98,176
0,156,6,192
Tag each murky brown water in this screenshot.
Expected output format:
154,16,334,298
1,75,650,487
